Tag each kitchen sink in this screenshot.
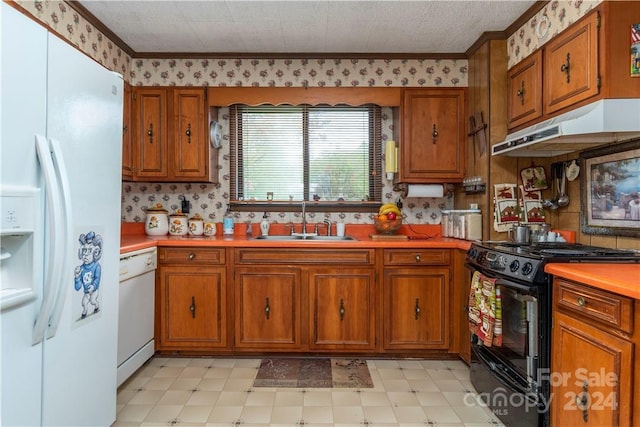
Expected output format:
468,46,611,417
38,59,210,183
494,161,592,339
253,235,356,241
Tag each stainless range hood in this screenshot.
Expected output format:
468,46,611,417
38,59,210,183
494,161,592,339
492,99,640,157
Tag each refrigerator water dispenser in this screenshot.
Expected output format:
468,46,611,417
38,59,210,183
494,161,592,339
0,187,41,311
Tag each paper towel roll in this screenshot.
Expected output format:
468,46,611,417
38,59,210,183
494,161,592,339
406,184,444,198
384,140,397,180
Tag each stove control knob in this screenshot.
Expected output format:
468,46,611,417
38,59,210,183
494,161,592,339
509,260,520,272
468,248,477,259
522,262,534,276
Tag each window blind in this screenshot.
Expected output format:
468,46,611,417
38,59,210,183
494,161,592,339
230,104,382,205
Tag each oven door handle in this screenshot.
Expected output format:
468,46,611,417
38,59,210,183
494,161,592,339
494,278,536,293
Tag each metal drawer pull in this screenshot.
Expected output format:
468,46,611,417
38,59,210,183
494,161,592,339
415,298,421,320
265,297,270,320
339,299,345,321
560,53,571,83
432,124,438,144
188,252,196,260
189,296,196,319
185,123,192,143
415,254,421,262
147,123,154,143
577,296,586,307
576,381,589,422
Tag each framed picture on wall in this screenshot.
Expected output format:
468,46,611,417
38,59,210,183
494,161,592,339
580,139,640,237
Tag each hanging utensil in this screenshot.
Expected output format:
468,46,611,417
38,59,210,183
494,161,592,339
557,162,570,207
542,163,558,209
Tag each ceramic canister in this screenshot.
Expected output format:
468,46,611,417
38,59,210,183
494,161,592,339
168,210,188,236
144,203,169,236
188,213,204,236
203,221,217,236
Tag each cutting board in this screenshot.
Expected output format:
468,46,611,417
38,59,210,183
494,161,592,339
369,234,409,240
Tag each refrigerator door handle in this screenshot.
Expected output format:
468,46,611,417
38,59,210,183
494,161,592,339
45,138,73,338
33,134,64,345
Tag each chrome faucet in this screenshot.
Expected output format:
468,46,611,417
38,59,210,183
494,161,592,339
323,219,333,236
300,201,307,234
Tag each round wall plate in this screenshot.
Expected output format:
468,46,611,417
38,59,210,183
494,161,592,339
566,160,580,181
210,120,222,148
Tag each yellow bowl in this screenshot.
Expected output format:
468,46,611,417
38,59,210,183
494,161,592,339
373,217,402,235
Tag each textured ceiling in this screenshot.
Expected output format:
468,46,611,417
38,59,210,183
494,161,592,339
78,1,536,55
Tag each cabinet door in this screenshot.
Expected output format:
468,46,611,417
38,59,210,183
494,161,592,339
133,88,168,178
234,267,301,349
399,88,466,182
383,267,450,349
507,50,542,129
551,311,633,426
172,88,207,179
121,82,133,180
309,267,376,351
157,265,227,349
544,11,599,115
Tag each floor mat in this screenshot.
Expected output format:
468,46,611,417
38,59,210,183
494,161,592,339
253,358,373,388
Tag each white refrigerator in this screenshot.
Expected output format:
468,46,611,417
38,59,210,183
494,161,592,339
1,3,123,426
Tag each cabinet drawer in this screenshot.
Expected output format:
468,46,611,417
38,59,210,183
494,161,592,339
159,247,225,265
235,248,374,265
383,249,450,266
555,279,633,333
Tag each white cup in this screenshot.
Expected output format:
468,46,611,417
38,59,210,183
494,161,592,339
336,222,346,237
547,231,556,242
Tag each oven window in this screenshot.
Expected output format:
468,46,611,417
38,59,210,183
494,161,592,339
499,286,528,359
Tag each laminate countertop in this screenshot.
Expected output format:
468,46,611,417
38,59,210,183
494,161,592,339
545,263,640,300
120,222,472,254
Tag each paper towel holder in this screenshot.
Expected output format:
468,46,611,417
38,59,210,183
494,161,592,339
393,183,452,199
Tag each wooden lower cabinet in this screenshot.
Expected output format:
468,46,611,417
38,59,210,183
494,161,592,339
551,278,635,426
157,265,227,350
156,248,227,351
234,267,302,350
154,246,466,357
309,267,376,351
383,267,450,349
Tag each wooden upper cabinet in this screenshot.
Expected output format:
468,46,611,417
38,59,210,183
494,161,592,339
132,88,168,179
398,88,466,183
544,10,599,115
130,86,217,182
121,82,133,181
507,50,542,129
173,88,208,179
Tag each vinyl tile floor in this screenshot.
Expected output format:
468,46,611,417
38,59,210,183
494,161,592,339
112,357,505,427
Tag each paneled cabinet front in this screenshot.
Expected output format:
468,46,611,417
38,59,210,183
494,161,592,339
399,88,466,183
382,249,451,350
131,87,217,182
507,50,542,129
543,10,599,115
156,248,227,351
383,267,450,349
234,267,302,350
308,267,376,351
551,278,635,426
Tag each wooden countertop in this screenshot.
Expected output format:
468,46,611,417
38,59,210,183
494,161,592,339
120,222,472,253
545,263,640,300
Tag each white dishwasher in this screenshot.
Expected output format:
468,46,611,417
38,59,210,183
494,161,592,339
117,247,157,387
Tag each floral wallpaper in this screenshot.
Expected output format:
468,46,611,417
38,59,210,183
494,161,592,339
507,0,602,69
129,58,467,88
121,107,454,226
15,0,131,76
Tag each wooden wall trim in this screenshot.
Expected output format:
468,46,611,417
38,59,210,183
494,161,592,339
207,87,403,107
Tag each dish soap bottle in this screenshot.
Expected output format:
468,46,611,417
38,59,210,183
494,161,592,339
260,212,270,236
223,205,234,236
